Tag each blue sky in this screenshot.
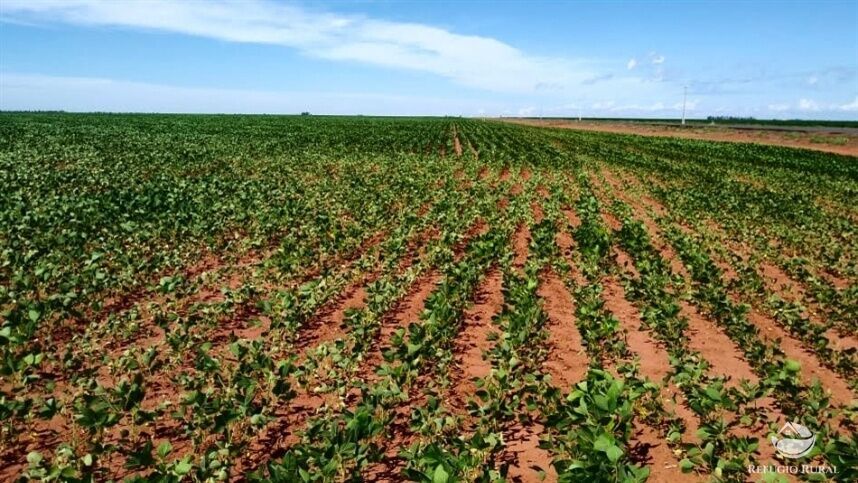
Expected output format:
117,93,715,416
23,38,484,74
1,0,856,118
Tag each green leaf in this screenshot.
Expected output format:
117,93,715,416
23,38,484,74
26,451,43,466
594,434,613,451
605,445,623,463
594,394,610,411
704,386,722,401
679,458,695,473
173,459,192,476
157,441,172,459
433,464,450,483
784,359,801,373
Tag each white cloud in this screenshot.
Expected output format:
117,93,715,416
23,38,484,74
582,99,697,114
766,97,858,115
591,100,616,110
840,96,858,112
0,72,498,115
672,99,698,111
634,102,665,111
650,53,665,65
807,75,818,86
627,58,637,70
517,106,538,116
0,0,593,93
798,98,820,111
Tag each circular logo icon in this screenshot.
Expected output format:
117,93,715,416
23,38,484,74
771,422,816,459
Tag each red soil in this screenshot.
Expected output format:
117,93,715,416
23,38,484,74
467,139,479,160
453,127,464,157
364,272,442,385
504,118,858,157
555,229,587,287
298,284,367,350
748,309,855,407
448,270,504,415
681,301,759,386
601,276,702,447
690,221,856,404
531,201,545,223
630,423,699,483
563,208,581,229
599,169,689,279
538,269,588,389
601,211,622,232
502,421,558,482
826,328,858,351
759,262,858,350
0,414,70,481
613,247,641,280
360,273,444,479
513,223,531,270
602,277,671,383
500,167,511,182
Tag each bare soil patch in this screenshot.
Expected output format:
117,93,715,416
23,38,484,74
364,272,442,384
502,421,558,482
531,201,545,223
629,423,698,483
563,208,581,229
681,301,758,386
748,309,855,407
448,270,504,415
538,269,588,389
453,126,464,157
602,277,670,383
513,223,531,270
503,119,858,157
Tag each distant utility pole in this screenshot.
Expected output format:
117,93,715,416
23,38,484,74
681,86,687,126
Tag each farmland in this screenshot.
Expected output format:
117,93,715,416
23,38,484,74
502,118,858,157
0,113,856,482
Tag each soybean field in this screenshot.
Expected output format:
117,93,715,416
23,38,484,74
1,114,856,482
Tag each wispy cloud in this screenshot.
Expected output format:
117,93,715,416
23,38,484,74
582,73,614,85
4,2,851,119
0,72,498,114
841,97,858,112
517,106,538,116
798,98,820,111
586,99,697,114
0,0,595,93
763,97,858,114
624,52,668,81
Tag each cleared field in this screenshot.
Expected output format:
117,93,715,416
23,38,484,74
504,118,858,157
1,114,856,482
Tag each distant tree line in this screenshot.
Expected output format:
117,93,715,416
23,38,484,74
706,116,757,122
